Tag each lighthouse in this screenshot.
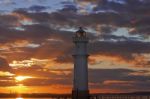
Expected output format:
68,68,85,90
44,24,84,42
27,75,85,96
72,27,89,99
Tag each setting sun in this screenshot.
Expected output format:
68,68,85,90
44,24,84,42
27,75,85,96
15,76,32,82
16,97,23,99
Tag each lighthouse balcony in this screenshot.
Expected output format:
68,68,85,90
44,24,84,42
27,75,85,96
73,37,89,42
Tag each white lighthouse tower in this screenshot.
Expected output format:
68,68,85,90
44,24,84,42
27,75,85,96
72,27,89,99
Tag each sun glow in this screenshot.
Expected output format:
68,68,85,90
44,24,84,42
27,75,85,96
15,76,32,82
16,97,23,99
7,84,28,94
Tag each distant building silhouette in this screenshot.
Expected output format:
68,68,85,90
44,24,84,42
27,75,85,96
72,27,89,99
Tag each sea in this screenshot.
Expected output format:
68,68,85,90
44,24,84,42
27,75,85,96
1,98,53,99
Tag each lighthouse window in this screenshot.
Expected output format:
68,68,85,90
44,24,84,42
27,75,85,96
77,32,81,37
83,32,86,36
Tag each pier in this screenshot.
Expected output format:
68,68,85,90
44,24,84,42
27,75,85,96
0,93,150,99
89,94,150,99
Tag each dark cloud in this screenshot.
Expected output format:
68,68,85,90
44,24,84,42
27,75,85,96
89,69,150,92
89,40,150,57
0,57,14,86
0,67,149,92
0,14,18,27
54,40,150,67
29,5,49,12
88,40,150,67
0,0,149,41
89,69,149,83
75,0,150,34
61,1,77,12
0,57,12,72
15,5,49,12
0,6,149,66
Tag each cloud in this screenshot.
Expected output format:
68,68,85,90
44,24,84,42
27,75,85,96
86,40,150,67
0,0,149,36
0,6,149,68
0,67,149,93
10,66,72,86
53,39,150,68
15,5,49,13
0,57,15,86
75,0,150,35
88,69,150,92
28,5,49,12
90,40,150,55
0,0,16,6
0,57,12,72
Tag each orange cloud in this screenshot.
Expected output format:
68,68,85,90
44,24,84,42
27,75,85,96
1,85,72,94
89,54,128,65
130,54,150,67
0,40,29,50
103,80,135,86
90,88,124,93
89,53,150,68
0,71,14,76
9,58,71,69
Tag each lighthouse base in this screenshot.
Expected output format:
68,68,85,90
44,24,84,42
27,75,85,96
72,90,89,99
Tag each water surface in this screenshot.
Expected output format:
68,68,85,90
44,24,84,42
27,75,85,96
2,98,53,99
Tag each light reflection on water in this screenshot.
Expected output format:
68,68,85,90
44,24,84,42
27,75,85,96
3,97,52,99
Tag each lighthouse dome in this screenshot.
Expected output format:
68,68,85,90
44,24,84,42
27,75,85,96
75,27,86,37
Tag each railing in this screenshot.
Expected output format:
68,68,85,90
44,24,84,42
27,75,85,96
29,94,150,99
33,95,150,99
90,94,150,99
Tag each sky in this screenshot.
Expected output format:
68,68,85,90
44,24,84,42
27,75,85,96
0,0,150,94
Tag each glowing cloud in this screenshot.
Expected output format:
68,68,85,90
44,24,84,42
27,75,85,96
15,76,33,82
